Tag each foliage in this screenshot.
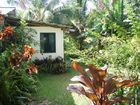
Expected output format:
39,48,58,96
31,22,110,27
67,61,140,105
0,15,38,105
78,35,140,71
64,34,80,59
34,56,67,74
8,0,62,22
65,0,140,71
64,1,140,104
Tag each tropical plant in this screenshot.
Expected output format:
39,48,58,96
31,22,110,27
34,56,67,74
8,0,63,22
67,61,140,105
55,0,93,50
0,15,38,105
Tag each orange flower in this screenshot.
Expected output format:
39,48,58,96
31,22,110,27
3,26,14,35
23,45,35,60
28,64,38,74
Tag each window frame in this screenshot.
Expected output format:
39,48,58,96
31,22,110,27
40,32,56,53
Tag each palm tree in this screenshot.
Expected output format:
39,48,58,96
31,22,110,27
8,0,61,22
51,0,90,50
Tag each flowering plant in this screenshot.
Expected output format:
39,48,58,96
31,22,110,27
0,16,38,105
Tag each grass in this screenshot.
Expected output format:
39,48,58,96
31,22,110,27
34,69,91,105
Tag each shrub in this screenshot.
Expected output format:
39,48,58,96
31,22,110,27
67,61,140,105
34,56,67,74
0,15,38,105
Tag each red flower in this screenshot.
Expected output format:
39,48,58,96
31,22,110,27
3,26,14,35
28,64,38,74
23,45,35,60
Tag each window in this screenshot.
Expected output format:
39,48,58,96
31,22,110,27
40,33,56,53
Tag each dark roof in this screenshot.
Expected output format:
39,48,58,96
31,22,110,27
0,7,16,16
4,15,72,30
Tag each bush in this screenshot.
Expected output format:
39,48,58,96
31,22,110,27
34,56,67,74
0,16,38,105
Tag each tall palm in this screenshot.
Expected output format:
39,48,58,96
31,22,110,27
51,0,90,50
8,0,61,22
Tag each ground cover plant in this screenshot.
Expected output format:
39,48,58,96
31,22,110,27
0,15,38,105
67,61,140,105
34,56,66,74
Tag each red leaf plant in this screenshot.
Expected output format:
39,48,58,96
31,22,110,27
3,26,14,35
23,45,35,60
9,50,23,68
28,64,38,74
9,45,38,74
0,26,14,41
67,61,140,105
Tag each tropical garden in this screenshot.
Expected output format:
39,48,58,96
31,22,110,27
0,0,140,105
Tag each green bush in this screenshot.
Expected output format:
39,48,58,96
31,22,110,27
34,56,67,74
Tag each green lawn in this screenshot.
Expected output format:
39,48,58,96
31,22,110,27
35,69,91,105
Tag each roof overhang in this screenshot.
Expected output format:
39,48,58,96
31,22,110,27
4,15,72,30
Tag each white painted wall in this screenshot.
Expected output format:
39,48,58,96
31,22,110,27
30,26,64,60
